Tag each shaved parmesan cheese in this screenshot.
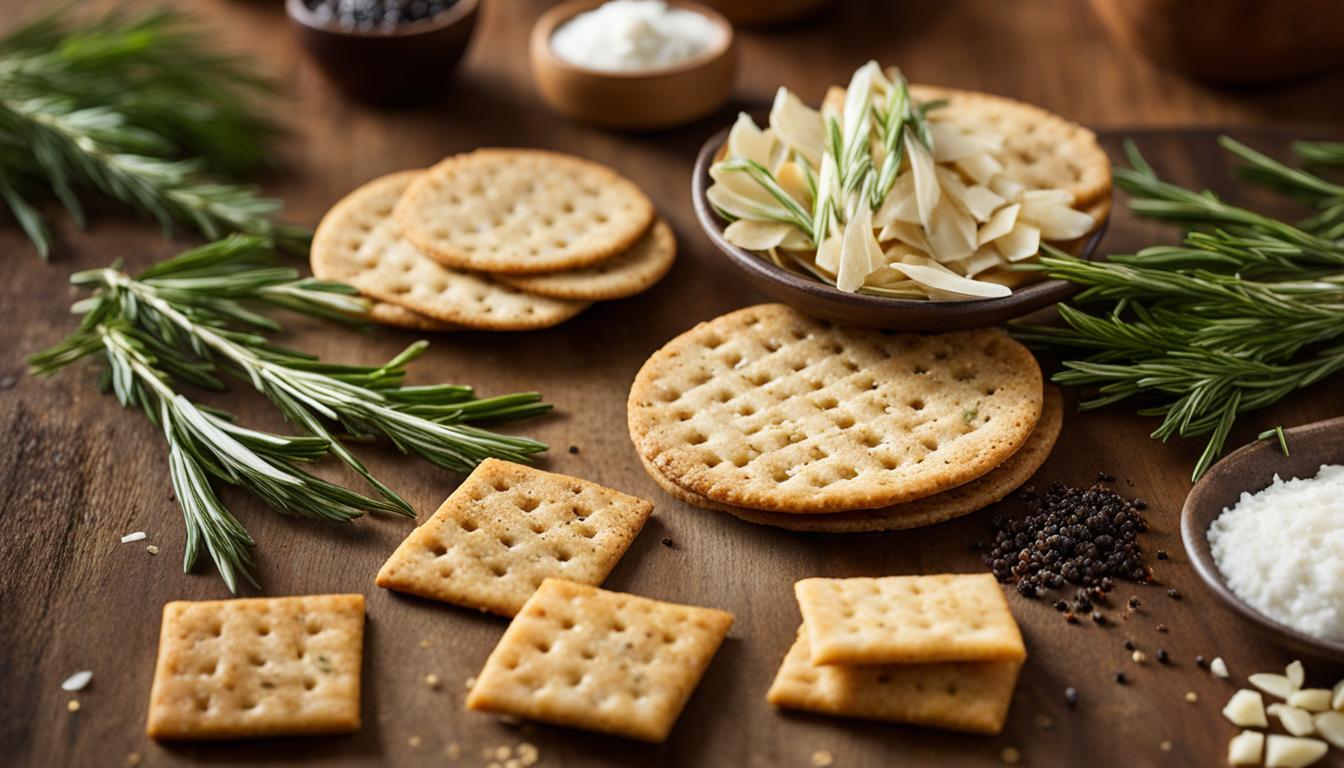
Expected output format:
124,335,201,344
779,228,812,250
878,221,931,253
775,161,812,208
995,223,1041,262
706,183,788,222
1289,662,1307,691
120,531,146,544
62,671,92,692
1020,200,1095,240
888,256,1011,300
948,246,1005,278
1228,731,1264,766
723,220,795,250
769,87,824,166
925,198,977,264
978,203,1021,246
836,205,882,291
1270,704,1317,737
1253,674,1297,701
956,151,1004,185
1316,711,1344,749
1332,679,1344,711
1290,690,1332,712
962,185,1007,223
1225,690,1269,728
873,172,918,227
930,123,999,163
710,162,786,208
906,135,939,229
990,176,1026,201
727,112,777,168
814,234,842,273
1021,188,1075,207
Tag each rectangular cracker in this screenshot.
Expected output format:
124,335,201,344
795,573,1025,666
146,594,365,740
767,629,1022,734
465,578,733,742
375,459,653,617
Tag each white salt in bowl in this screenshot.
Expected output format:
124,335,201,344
1181,416,1344,663
529,0,736,130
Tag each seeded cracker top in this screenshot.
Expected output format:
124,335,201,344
628,304,1043,514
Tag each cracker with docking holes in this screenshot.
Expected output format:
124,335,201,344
627,304,1043,514
146,594,365,740
395,149,655,274
366,300,459,331
311,171,590,331
466,578,733,742
375,459,653,617
796,573,1025,666
766,629,1023,734
496,217,677,301
637,386,1061,533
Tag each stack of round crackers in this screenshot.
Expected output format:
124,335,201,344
628,304,1061,532
312,149,676,331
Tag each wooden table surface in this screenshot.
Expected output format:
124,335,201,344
4,2,1344,767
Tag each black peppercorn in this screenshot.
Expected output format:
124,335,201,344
568,445,579,454
1054,600,1068,612
1156,624,1169,634
1127,596,1141,609
1114,672,1126,684
1156,649,1169,664
1065,687,1079,708
1123,639,1135,651
1091,611,1106,625
660,537,674,548
1195,655,1208,668
1167,588,1181,600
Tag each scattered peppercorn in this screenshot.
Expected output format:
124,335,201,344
1156,550,1169,560
984,483,1150,596
1114,672,1127,684
1156,649,1169,664
1166,588,1181,600
568,445,579,454
1053,600,1069,612
660,537,674,548
1195,655,1208,669
1091,611,1106,625
1123,639,1135,651
1065,687,1079,708
1097,471,1115,482
970,539,986,551
303,0,460,31
1156,624,1169,634
1132,499,1147,510
1127,596,1141,609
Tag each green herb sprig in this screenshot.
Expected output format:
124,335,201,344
0,8,303,258
30,236,551,590
1015,137,1344,480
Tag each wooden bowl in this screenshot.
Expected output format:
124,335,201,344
691,123,1109,331
698,0,833,26
287,0,480,105
1180,417,1344,662
530,0,736,130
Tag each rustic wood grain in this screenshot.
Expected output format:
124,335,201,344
2,2,1343,767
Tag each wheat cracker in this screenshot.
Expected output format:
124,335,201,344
311,170,589,331
366,300,459,331
465,578,733,742
376,459,653,617
628,304,1042,514
395,149,654,274
766,629,1022,734
146,594,364,740
795,573,1025,666
495,217,676,301
638,386,1061,532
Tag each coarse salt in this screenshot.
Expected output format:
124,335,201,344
120,531,146,543
1208,465,1344,641
550,0,721,73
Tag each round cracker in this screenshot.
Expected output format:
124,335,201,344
627,304,1043,514
909,84,1113,208
367,301,459,331
394,149,655,274
312,170,590,331
494,217,676,301
640,386,1062,532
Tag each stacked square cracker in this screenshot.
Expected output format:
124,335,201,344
311,149,676,332
629,303,1060,532
769,573,1027,734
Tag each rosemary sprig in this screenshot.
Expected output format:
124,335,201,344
30,236,552,590
0,8,301,258
1016,138,1344,480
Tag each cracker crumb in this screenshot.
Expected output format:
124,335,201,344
145,544,159,555
407,735,422,748
66,699,80,712
1132,650,1147,664
125,754,141,767
1185,691,1198,703
495,745,513,760
1000,746,1022,764
445,742,461,760
504,760,522,768
425,673,440,688
464,676,478,690
1159,740,1172,752
811,750,834,767
517,742,539,766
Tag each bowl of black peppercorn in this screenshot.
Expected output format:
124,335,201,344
287,0,480,104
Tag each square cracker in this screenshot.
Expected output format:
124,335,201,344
465,578,733,742
795,573,1025,666
375,459,653,617
146,594,365,740
766,629,1022,735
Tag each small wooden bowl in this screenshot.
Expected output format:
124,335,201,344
1181,417,1344,663
691,122,1109,331
530,0,736,130
287,0,480,105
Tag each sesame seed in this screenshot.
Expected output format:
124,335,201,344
1185,692,1197,703
811,751,835,767
67,699,81,712
425,673,439,688
1132,650,1147,664
408,735,422,748
1160,740,1172,752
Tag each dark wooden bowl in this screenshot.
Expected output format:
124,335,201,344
691,123,1109,330
286,0,479,105
1181,417,1344,662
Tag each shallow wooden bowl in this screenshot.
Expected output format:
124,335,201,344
530,0,736,130
1181,417,1344,662
286,0,479,105
691,122,1109,331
